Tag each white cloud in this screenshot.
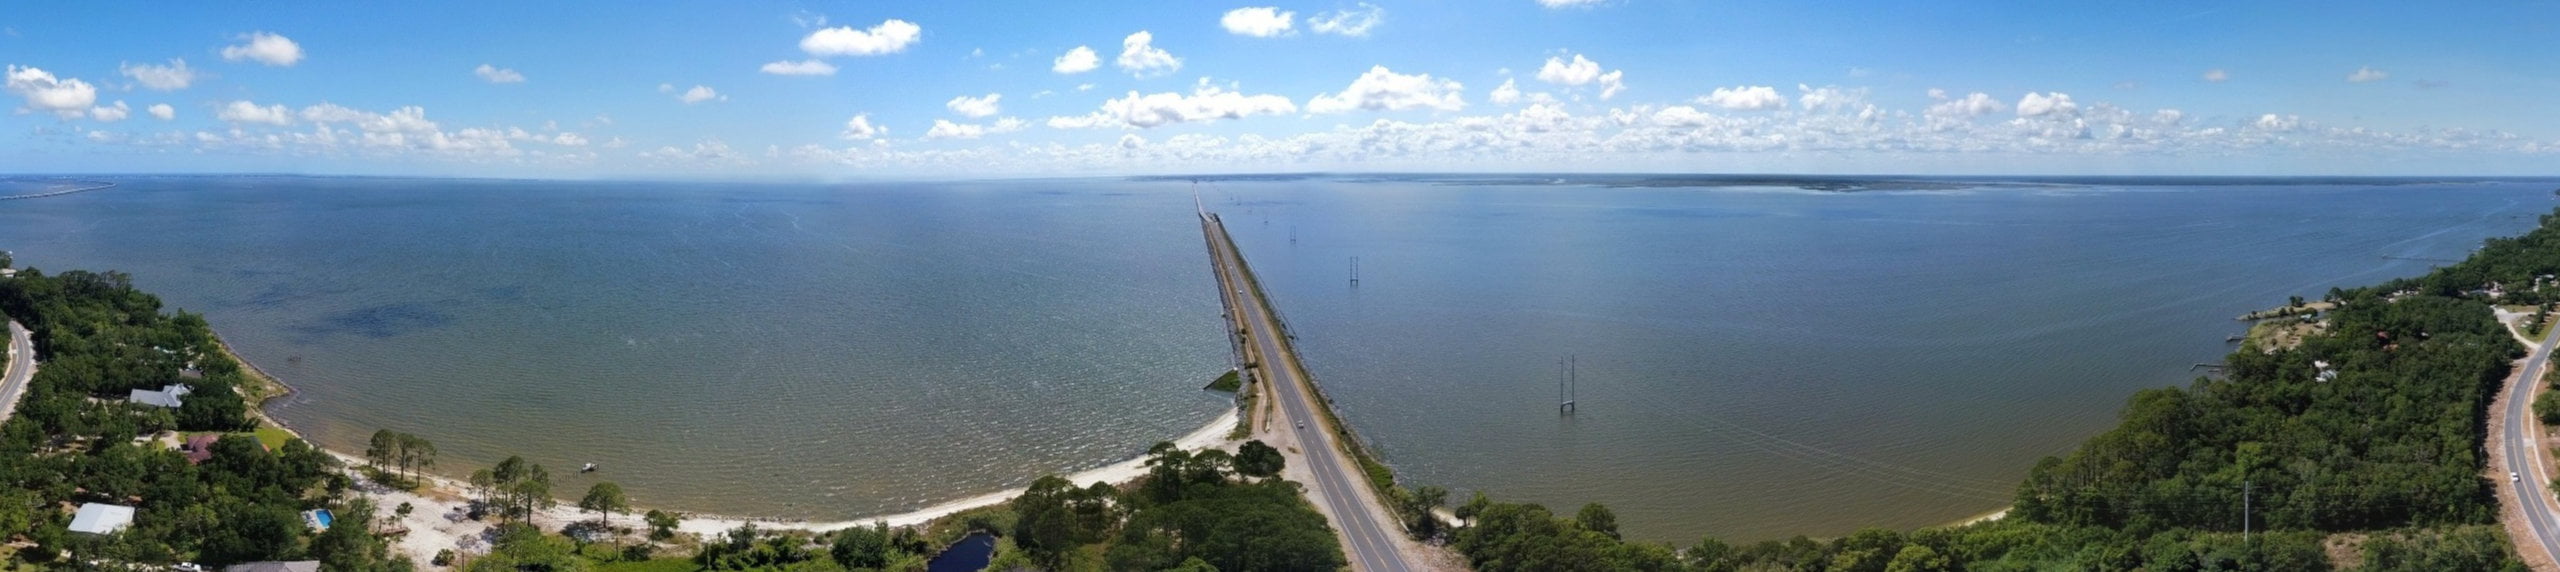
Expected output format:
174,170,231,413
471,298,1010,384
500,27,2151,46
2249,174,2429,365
120,59,199,91
842,114,885,140
1053,46,1101,74
147,103,175,120
1119,134,1147,150
1537,0,1607,7
2015,92,2078,117
926,120,983,140
1222,7,1296,37
1926,91,2005,117
218,100,294,125
1699,86,1783,110
1796,85,1866,112
2254,113,2302,131
1490,79,1522,105
937,93,998,119
925,117,1026,140
760,59,839,76
2202,69,2229,83
1310,3,1384,37
474,64,526,84
801,19,923,57
2347,66,2388,83
1534,53,1625,99
89,100,129,122
1309,66,1466,114
1048,82,1295,129
4,66,97,118
1077,83,1096,92
678,85,724,104
1116,31,1182,78
220,32,304,66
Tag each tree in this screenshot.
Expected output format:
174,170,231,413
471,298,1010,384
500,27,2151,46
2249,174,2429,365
1235,440,1285,478
468,468,495,512
1575,503,1619,540
830,522,892,569
645,509,684,540
396,433,436,484
1401,485,1450,540
579,482,630,526
366,429,398,471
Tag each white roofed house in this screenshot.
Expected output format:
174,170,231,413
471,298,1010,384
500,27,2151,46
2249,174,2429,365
67,502,133,535
128,384,192,408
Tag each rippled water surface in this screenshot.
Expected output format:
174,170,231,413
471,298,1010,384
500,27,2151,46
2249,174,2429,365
0,175,2550,542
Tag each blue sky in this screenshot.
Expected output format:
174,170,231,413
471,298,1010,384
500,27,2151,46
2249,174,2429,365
6,1,2558,178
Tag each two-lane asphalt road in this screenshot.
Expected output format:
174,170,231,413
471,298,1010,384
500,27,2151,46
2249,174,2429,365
2502,320,2560,566
0,321,34,424
1201,212,1414,572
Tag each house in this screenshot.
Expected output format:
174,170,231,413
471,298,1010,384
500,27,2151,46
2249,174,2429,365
67,502,133,535
222,562,320,572
181,434,220,465
128,384,192,408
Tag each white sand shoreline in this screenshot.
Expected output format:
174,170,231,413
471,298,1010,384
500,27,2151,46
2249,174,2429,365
305,406,1239,565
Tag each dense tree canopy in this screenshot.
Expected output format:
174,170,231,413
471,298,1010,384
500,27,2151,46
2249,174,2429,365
0,267,400,567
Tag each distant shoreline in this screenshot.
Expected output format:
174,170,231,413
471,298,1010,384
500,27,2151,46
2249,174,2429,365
0,181,114,201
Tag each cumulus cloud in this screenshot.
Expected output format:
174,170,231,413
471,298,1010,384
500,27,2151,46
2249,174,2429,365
801,19,923,57
1309,66,1466,114
1699,86,1783,110
677,85,724,104
947,93,1002,118
1309,3,1384,37
147,103,175,120
1116,31,1182,78
1222,7,1295,37
1053,46,1100,74
2015,92,2078,117
842,114,885,140
2254,113,2302,131
474,64,526,84
760,59,839,76
2347,66,2388,83
2202,69,2229,83
1534,54,1625,99
89,100,129,122
1490,79,1522,105
1048,82,1295,129
1794,85,1867,113
5,66,97,118
925,117,1027,140
1925,91,2005,117
121,59,199,91
218,100,294,125
220,32,304,66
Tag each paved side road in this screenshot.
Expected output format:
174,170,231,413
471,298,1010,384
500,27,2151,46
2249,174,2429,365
2501,321,2560,568
1202,213,1417,572
0,321,33,424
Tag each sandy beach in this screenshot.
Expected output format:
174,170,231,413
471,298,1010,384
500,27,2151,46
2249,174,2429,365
225,328,1244,565
328,408,1238,565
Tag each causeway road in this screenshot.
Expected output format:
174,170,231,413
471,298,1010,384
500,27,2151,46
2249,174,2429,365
1200,211,1417,572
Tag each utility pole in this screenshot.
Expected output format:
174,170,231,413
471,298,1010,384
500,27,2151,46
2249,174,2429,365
2242,479,2251,544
